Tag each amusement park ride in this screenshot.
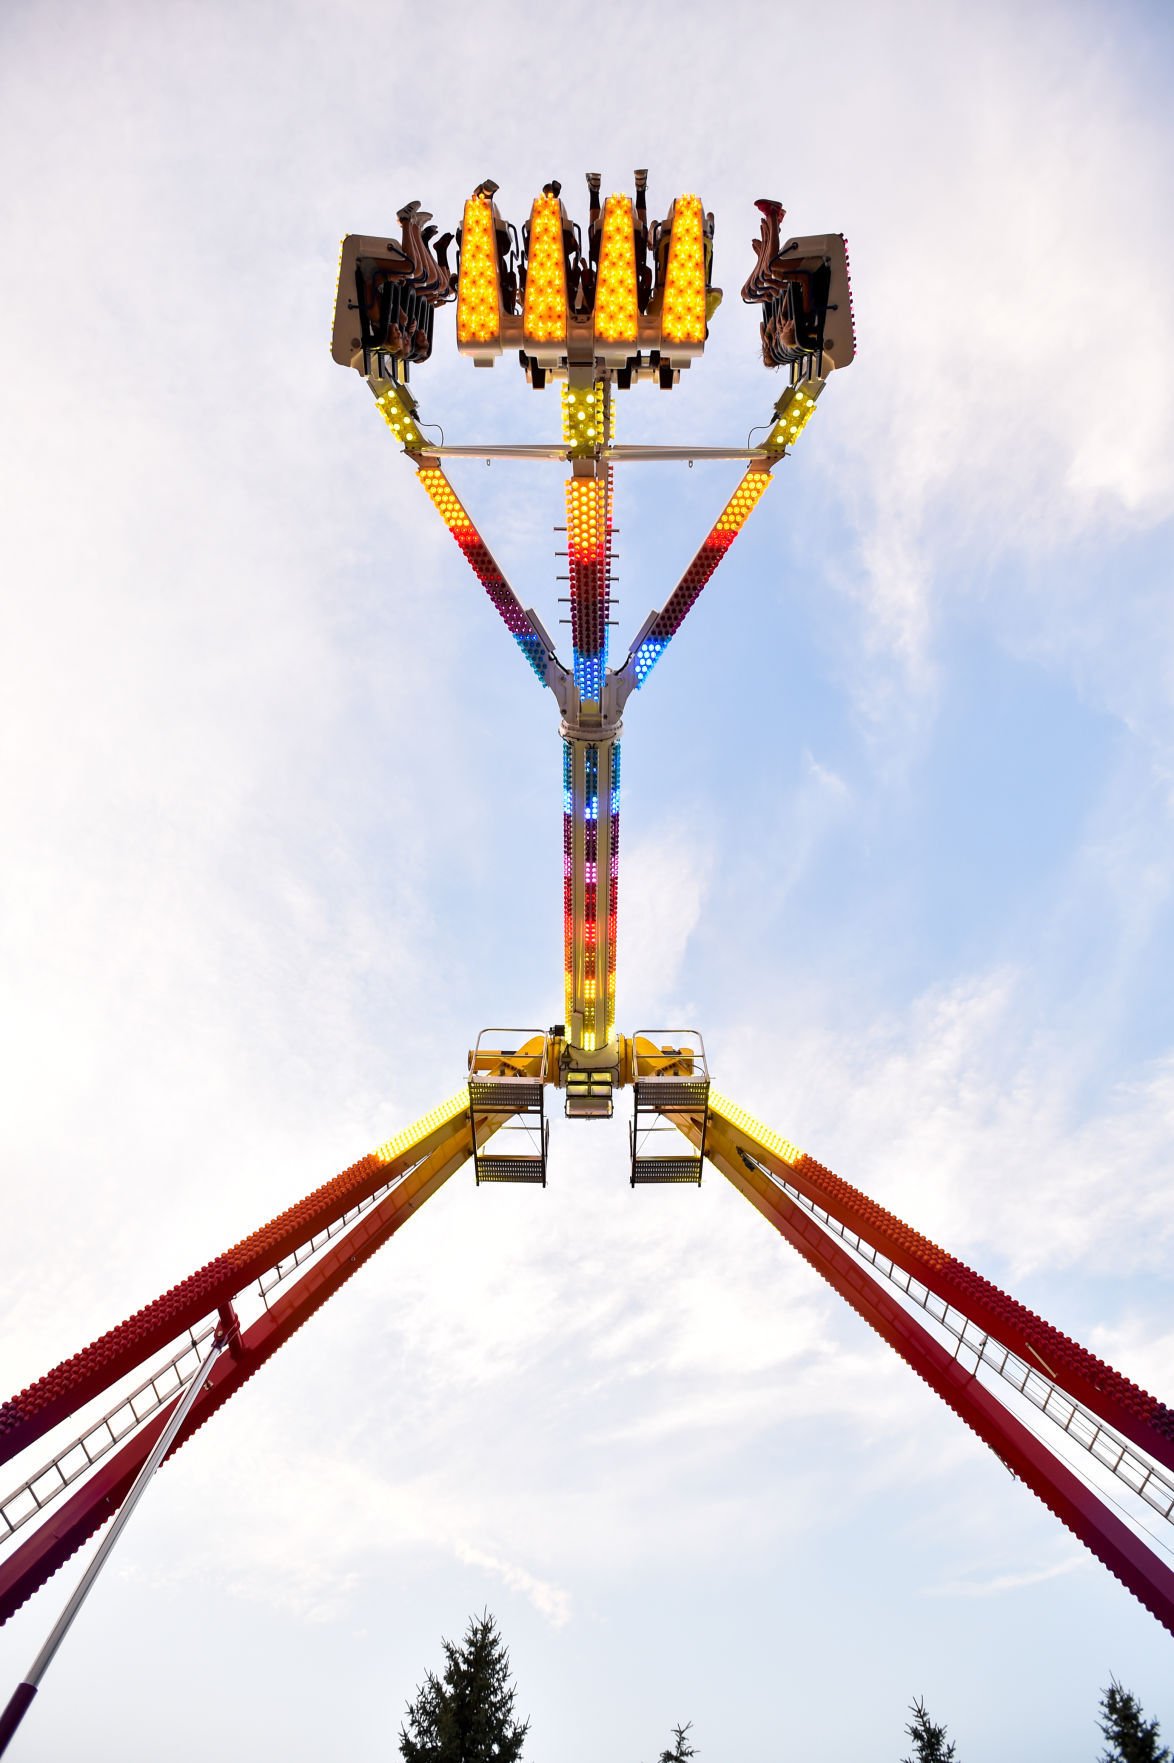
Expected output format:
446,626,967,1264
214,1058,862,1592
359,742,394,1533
1,170,1172,1747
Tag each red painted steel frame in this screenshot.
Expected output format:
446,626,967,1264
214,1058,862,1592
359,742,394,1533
689,1106,1174,1635
706,1105,1174,1476
0,1105,482,1470
0,1123,488,1626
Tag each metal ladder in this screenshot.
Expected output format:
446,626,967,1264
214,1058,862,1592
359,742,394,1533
629,1031,709,1185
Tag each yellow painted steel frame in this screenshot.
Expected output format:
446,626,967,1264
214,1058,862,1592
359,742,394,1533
672,1091,809,1220
373,1088,508,1199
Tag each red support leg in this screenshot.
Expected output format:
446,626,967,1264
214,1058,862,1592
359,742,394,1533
690,1094,1174,1635
0,1124,478,1626
0,1093,475,1469
706,1092,1174,1475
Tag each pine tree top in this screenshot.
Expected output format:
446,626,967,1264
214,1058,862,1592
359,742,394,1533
1098,1678,1172,1763
901,1696,957,1763
399,1610,530,1763
655,1721,697,1763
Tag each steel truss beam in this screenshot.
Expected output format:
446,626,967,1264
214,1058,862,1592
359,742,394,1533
675,1090,1174,1634
0,1095,500,1625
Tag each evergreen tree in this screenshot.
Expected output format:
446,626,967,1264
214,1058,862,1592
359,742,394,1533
399,1610,529,1763
902,1697,957,1763
1098,1678,1171,1763
655,1722,697,1763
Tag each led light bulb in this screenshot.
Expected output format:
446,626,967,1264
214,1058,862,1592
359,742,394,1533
457,194,502,347
524,192,568,346
661,194,707,347
594,196,638,344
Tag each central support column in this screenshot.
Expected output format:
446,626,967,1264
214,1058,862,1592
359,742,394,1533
562,722,620,1055
560,372,621,1061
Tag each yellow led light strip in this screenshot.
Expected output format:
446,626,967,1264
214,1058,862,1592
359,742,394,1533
374,383,425,450
763,380,823,454
457,194,501,346
523,193,568,346
332,236,347,351
417,465,472,533
594,195,638,345
661,194,707,346
713,468,771,535
709,1091,804,1167
374,1091,469,1166
562,382,605,458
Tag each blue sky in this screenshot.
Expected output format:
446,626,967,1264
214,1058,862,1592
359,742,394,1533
1,0,1173,1757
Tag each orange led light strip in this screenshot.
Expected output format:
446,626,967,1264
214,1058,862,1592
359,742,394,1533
523,192,568,346
456,194,501,346
594,195,638,345
661,194,707,346
565,473,611,701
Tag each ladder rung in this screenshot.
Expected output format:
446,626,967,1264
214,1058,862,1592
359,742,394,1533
476,1156,547,1184
469,1080,544,1111
634,1079,710,1108
631,1157,703,1185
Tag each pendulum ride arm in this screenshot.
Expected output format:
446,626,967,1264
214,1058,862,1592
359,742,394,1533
665,1090,1174,1633
0,1092,504,1624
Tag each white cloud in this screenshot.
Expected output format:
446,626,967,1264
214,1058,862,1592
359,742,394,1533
723,962,1174,1285
794,6,1174,739
617,821,714,1019
454,1545,571,1629
3,4,1174,1758
924,1553,1087,1600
